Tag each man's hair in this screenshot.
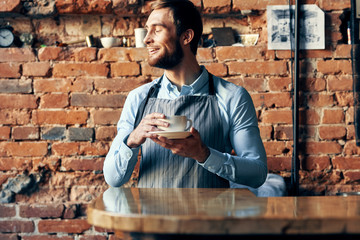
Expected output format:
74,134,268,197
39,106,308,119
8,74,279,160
151,0,203,55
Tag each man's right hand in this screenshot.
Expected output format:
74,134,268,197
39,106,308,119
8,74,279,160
126,112,168,148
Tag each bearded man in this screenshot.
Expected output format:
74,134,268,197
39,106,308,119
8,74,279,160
103,0,268,189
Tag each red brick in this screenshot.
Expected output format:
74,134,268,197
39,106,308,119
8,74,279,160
22,235,74,240
333,156,360,170
0,48,36,62
0,205,16,217
299,109,320,125
56,0,112,14
334,44,351,58
61,157,104,171
50,172,105,187
344,171,360,183
0,126,10,140
259,125,272,140
0,220,34,233
37,47,63,61
79,142,109,156
263,141,288,155
301,78,326,92
322,109,344,124
0,0,21,12
32,157,60,172
111,62,140,76
345,107,354,124
0,63,21,78
326,29,343,44
0,94,37,109
303,142,342,155
52,142,79,156
275,50,292,59
19,204,64,218
319,126,346,140
71,93,126,108
328,75,353,91
300,48,333,59
34,79,72,93
274,125,293,140
23,62,50,77
203,0,231,12
317,60,352,74
53,63,109,77
34,78,93,93
251,92,291,108
91,110,121,125
261,110,292,124
12,126,39,140
267,156,292,171
95,77,149,93
1,142,48,157
327,12,343,30
347,125,355,140
40,93,69,108
306,93,334,107
74,47,97,62
299,59,315,74
32,110,88,125
303,156,331,171
196,48,214,63
95,126,117,141
319,0,350,10
79,235,107,240
228,61,287,75
227,77,266,92
0,110,30,125
38,219,91,233
0,233,19,240
335,92,354,107
344,141,360,155
98,47,147,62
268,77,291,91
203,62,227,77
216,46,264,61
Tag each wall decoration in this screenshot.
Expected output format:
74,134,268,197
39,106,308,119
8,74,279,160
267,4,325,50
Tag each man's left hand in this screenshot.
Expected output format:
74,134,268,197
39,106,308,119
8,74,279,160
152,127,210,163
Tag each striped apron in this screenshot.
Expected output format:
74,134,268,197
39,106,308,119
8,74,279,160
134,74,229,188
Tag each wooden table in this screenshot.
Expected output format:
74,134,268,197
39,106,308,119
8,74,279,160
87,187,360,240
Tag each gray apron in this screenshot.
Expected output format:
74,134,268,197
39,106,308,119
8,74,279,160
134,74,229,188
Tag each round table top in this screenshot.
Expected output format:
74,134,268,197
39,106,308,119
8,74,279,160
87,187,360,235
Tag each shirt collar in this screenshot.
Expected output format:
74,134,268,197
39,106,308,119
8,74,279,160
161,66,209,95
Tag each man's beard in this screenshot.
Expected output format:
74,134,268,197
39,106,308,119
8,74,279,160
148,39,184,69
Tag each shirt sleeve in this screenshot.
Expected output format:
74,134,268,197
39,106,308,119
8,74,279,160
103,86,149,187
199,87,268,188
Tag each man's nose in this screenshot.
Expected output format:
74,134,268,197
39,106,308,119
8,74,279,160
143,31,152,45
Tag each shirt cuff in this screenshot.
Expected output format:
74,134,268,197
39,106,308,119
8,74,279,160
120,135,140,161
198,148,225,173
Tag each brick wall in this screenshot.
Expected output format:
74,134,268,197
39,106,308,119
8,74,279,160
0,0,359,239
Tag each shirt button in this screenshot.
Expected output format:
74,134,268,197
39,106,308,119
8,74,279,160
126,152,132,159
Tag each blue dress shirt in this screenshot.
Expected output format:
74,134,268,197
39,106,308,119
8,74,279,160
103,66,267,188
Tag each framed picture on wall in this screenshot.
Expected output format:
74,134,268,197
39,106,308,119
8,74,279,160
267,4,325,50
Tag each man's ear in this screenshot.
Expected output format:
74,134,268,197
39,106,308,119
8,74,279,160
181,29,195,46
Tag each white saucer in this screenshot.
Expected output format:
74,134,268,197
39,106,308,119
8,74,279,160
149,131,192,139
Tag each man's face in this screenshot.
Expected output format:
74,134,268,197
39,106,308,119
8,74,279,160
144,8,184,69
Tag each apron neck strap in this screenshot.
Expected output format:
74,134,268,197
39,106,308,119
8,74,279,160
134,71,215,128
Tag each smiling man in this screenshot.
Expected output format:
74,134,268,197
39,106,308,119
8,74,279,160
103,0,268,189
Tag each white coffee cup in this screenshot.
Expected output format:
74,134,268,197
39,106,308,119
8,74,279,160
135,28,147,48
158,115,192,132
